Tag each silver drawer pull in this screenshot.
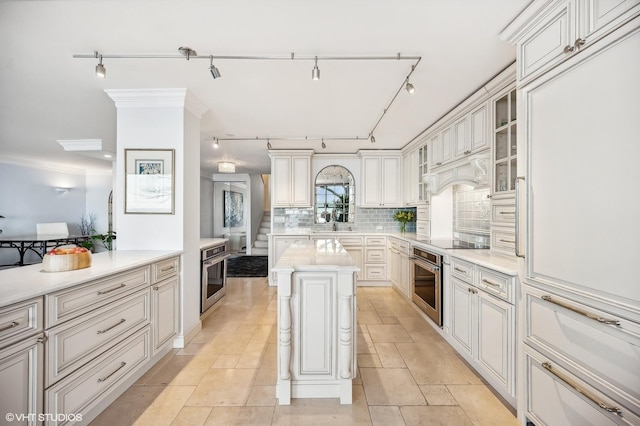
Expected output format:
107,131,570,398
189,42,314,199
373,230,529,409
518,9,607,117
498,211,515,215
541,296,620,326
0,321,19,332
97,361,127,383
542,362,621,415
97,318,126,334
454,267,468,274
499,239,516,244
160,265,174,272
97,283,126,295
482,278,501,288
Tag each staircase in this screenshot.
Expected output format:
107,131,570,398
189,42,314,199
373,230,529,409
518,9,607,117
252,211,270,256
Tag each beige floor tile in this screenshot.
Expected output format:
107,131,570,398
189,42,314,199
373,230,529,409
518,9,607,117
254,367,277,386
419,385,457,405
203,406,275,425
447,384,518,425
199,332,253,355
236,350,266,368
132,385,196,425
400,405,474,426
186,368,257,406
407,330,444,343
358,353,383,368
212,354,240,368
369,406,406,426
374,343,406,368
90,385,166,425
262,343,278,367
145,355,217,386
135,349,178,385
396,342,482,385
246,385,276,406
398,316,437,333
360,368,426,406
358,310,383,324
171,406,212,426
379,316,400,324
357,299,376,311
367,324,414,343
272,385,371,425
357,332,377,354
176,342,207,356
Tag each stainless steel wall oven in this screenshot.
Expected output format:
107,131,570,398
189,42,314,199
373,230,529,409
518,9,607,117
201,243,229,313
411,247,442,326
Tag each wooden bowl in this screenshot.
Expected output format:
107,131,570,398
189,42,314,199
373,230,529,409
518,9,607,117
42,250,92,272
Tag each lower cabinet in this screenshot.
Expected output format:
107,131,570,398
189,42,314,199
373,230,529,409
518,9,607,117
152,277,179,353
0,334,43,425
448,266,516,406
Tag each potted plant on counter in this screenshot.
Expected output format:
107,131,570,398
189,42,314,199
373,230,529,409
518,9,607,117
393,210,415,234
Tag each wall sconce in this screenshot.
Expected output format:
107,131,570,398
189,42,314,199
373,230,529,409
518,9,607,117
218,162,236,173
53,187,71,194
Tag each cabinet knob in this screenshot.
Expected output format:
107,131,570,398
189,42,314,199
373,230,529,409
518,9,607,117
464,150,471,155
436,162,442,166
563,45,575,53
574,38,586,49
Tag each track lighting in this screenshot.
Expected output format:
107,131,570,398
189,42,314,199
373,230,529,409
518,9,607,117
321,139,326,149
370,135,376,143
267,139,272,150
312,56,320,80
405,82,415,94
95,53,106,78
209,56,221,79
213,138,219,149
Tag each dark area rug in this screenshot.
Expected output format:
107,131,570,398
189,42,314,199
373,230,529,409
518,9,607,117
226,255,268,277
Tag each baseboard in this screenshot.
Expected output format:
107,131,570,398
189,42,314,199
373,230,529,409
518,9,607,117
173,320,202,348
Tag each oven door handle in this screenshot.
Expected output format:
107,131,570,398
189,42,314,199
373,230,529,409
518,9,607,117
410,257,440,273
203,253,231,266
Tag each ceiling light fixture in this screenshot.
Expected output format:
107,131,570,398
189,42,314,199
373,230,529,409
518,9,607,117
312,56,320,80
370,135,376,143
267,139,272,150
95,52,106,78
209,55,221,79
321,139,326,149
218,161,236,173
178,46,197,60
405,82,415,94
213,138,220,149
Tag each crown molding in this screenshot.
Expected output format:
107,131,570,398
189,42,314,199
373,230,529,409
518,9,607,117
105,89,208,118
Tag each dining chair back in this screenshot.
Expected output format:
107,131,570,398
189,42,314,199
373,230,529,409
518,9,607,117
36,222,69,236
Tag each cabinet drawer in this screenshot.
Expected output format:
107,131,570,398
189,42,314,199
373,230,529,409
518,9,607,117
416,206,430,221
451,258,474,283
524,289,640,410
337,236,363,247
476,267,513,303
365,247,386,264
0,298,43,348
490,201,516,224
45,326,150,424
524,345,640,426
491,227,516,252
152,256,179,284
46,290,150,387
46,267,149,328
364,236,386,247
364,265,387,281
416,221,430,238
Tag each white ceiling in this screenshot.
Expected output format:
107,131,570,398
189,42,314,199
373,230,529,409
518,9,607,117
0,0,531,176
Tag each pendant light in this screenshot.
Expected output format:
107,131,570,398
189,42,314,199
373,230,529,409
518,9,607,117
95,54,106,78
312,56,320,80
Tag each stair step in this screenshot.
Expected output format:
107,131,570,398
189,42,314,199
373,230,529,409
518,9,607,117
256,234,268,241
252,247,268,256
254,240,268,248
258,227,271,234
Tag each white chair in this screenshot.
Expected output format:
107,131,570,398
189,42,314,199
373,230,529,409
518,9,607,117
36,222,69,236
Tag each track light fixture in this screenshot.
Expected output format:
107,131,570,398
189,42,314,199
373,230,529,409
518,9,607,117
312,56,320,80
267,139,272,150
321,139,326,149
209,55,221,79
405,82,415,94
95,52,106,78
370,135,376,143
213,138,219,149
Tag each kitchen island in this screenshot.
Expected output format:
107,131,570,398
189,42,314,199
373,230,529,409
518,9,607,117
273,239,359,405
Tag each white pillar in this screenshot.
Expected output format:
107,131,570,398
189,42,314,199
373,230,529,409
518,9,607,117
106,88,208,348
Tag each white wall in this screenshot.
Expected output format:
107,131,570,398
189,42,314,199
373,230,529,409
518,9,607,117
0,161,114,265
430,186,454,239
200,176,214,238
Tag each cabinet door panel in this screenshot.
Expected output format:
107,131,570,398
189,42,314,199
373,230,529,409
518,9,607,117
450,279,473,355
362,157,381,206
586,0,640,41
522,26,640,313
477,293,511,388
441,127,453,163
381,157,401,206
152,277,179,352
272,157,292,206
453,116,468,157
291,157,311,206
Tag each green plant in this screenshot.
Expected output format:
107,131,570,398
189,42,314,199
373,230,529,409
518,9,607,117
79,213,97,236
393,210,415,233
80,231,116,251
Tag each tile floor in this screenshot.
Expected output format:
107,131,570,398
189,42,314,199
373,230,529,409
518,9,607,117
91,278,518,425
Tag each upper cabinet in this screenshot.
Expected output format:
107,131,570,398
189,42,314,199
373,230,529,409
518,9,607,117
505,0,640,84
270,150,313,208
492,88,517,196
359,151,402,208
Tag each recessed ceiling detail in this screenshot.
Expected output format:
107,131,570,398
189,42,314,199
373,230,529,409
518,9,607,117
56,139,103,151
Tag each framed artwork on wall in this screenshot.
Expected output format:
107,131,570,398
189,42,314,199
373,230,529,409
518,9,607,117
125,149,175,214
224,190,244,227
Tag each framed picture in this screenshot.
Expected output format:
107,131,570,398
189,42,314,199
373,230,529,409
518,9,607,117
125,149,175,214
224,190,244,227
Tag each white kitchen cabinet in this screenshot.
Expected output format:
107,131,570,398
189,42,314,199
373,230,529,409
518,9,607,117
491,87,517,196
362,236,388,283
453,104,489,158
404,148,421,205
429,127,453,169
269,235,310,285
270,151,313,208
508,0,640,84
151,277,179,354
388,238,411,298
0,334,43,426
359,151,402,207
450,278,474,355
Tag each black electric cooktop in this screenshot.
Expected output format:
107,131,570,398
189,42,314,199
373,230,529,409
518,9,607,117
415,238,490,250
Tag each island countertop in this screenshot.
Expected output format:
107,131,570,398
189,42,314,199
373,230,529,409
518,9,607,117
0,250,182,308
273,239,360,273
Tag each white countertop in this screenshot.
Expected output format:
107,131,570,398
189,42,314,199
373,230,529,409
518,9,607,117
200,238,228,250
0,250,182,308
270,230,518,276
273,240,360,272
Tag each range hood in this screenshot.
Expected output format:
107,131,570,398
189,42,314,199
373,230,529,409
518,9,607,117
422,153,490,194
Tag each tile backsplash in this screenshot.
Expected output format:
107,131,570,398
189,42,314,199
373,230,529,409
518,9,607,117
272,207,417,233
452,184,490,245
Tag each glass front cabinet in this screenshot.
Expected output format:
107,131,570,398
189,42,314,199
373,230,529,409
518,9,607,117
493,89,517,195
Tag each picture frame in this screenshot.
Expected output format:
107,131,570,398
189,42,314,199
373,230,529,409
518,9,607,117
223,190,245,227
125,149,175,214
